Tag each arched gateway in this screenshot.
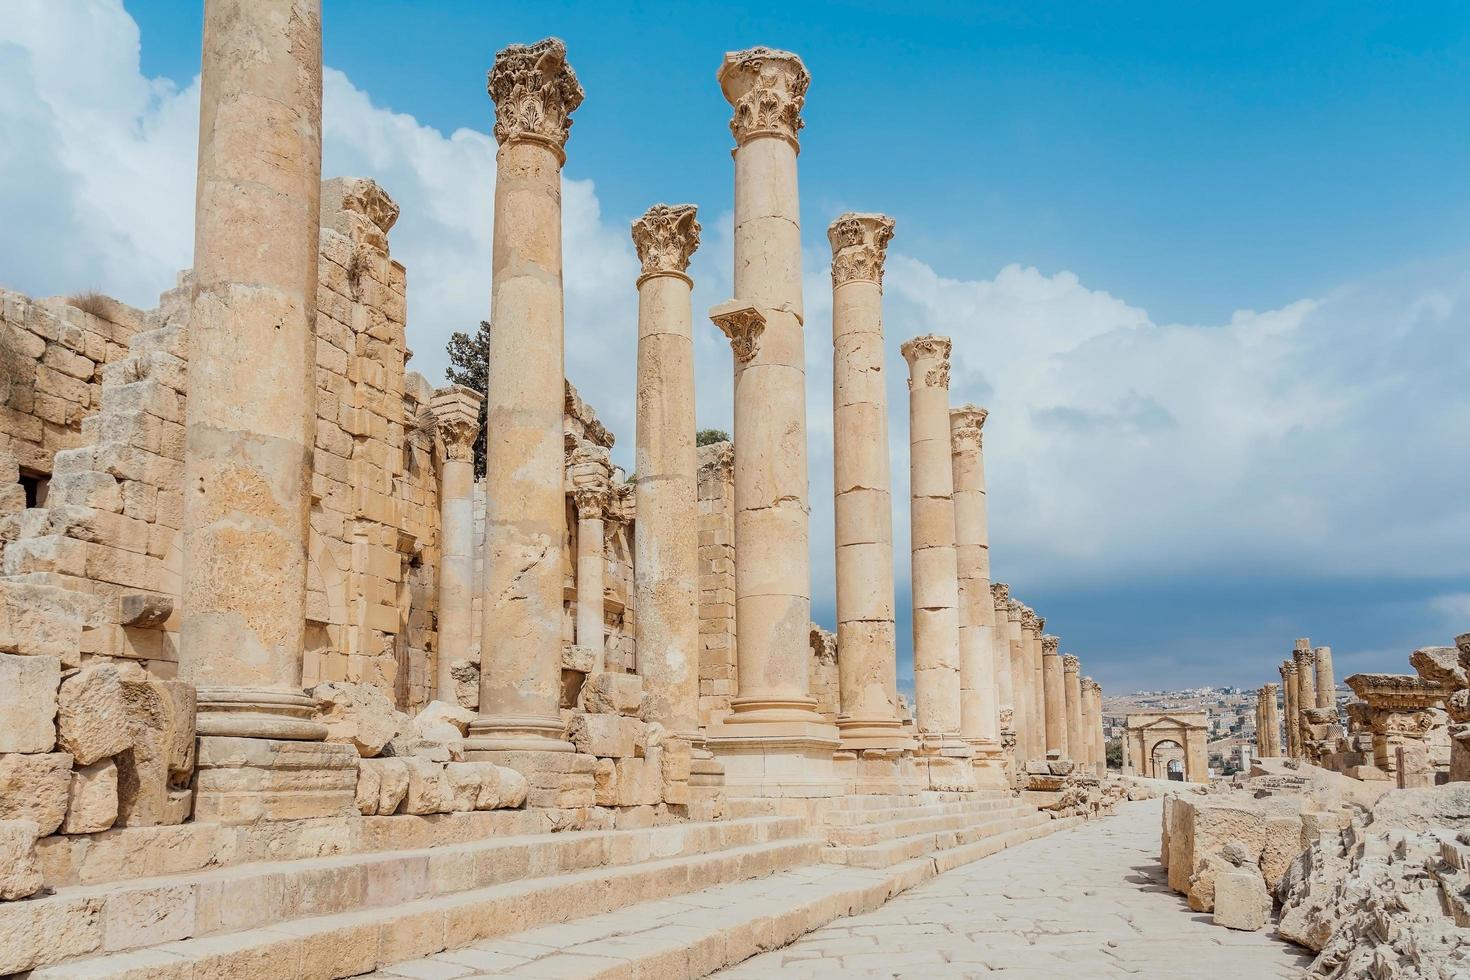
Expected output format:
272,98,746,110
1123,712,1210,783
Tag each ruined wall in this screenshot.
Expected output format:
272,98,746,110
697,441,736,726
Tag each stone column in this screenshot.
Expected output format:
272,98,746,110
182,0,325,738
990,583,1016,756
828,213,907,752
430,385,483,703
1314,646,1336,709
1023,609,1046,761
1281,661,1300,758
569,447,611,669
707,47,840,794
1041,635,1067,760
631,204,702,742
470,39,583,756
1004,597,1031,765
1294,647,1317,735
901,335,970,772
1063,655,1083,763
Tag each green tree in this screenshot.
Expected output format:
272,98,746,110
696,428,730,447
445,320,490,478
1105,739,1123,770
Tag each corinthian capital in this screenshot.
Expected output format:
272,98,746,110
631,204,701,284
487,38,584,160
1019,607,1040,632
573,486,609,521
991,581,1010,605
1063,654,1080,673
828,212,895,288
900,334,952,390
709,300,766,364
949,404,989,450
1006,599,1024,622
1041,634,1059,655
429,385,483,464
718,47,809,150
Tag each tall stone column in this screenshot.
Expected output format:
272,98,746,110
828,213,907,752
1314,646,1336,709
1063,655,1083,763
1023,609,1046,761
707,47,840,794
990,584,1017,756
1004,597,1031,765
1041,635,1067,759
950,406,1004,785
631,204,702,742
1281,661,1300,758
1294,647,1317,733
901,335,970,775
1265,683,1281,756
569,447,611,669
430,385,484,703
182,0,325,740
470,38,583,756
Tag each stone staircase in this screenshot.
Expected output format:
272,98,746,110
11,791,1084,980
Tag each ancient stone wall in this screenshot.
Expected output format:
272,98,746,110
697,441,737,727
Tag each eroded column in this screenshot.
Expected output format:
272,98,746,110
1282,661,1300,758
1041,635,1067,759
1004,595,1031,766
1023,608,1046,761
631,204,702,741
829,213,908,752
901,335,969,773
1294,646,1317,738
707,48,839,793
470,38,583,755
569,447,611,670
1263,681,1281,756
1314,646,1335,709
950,405,1004,784
431,385,484,702
1063,654,1083,763
990,583,1017,766
182,0,325,740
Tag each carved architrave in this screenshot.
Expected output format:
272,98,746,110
632,204,701,283
828,212,896,288
710,304,766,364
718,47,810,149
487,38,584,158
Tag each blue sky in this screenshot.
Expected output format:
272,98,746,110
4,1,1469,693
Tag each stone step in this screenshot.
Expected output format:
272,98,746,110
824,802,1041,847
363,815,1087,979
823,810,1057,868
2,815,806,975
820,795,1018,828
823,789,1008,811
24,836,824,980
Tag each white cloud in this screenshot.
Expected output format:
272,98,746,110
4,1,1468,674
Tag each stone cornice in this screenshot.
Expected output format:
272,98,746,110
828,212,895,288
487,38,583,161
718,46,809,150
632,203,700,284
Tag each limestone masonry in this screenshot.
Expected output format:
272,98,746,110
0,5,1460,979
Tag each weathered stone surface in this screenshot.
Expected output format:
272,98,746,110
579,671,644,716
413,699,476,743
354,755,381,815
0,752,72,835
401,757,451,815
311,681,406,758
0,652,60,753
361,756,409,815
1212,867,1269,931
1164,791,1305,911
61,760,118,834
562,644,598,675
0,819,42,900
56,664,131,765
1409,645,1466,688
443,762,481,812
566,713,642,758
1369,782,1470,832
115,676,194,827
448,659,480,710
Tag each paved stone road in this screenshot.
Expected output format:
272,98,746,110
717,799,1314,979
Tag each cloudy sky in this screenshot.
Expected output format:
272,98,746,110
4,1,1468,693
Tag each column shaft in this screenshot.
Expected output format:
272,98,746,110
1294,649,1317,731
1041,635,1066,759
1024,612,1046,761
828,214,907,750
1005,600,1030,764
181,0,324,740
472,39,583,753
631,204,702,739
1314,646,1335,709
574,500,606,663
1282,663,1300,758
431,386,483,703
1063,655,1083,763
991,588,1015,739
950,407,1001,754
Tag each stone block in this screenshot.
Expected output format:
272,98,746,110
191,737,359,825
115,676,195,827
61,760,118,834
0,752,72,834
579,672,644,716
567,713,641,758
562,644,597,673
613,753,663,807
354,757,381,815
361,756,409,815
413,699,476,745
443,762,481,812
402,757,451,815
449,658,479,710
1213,868,1270,931
0,652,60,753
56,663,132,765
0,819,42,900
310,680,407,758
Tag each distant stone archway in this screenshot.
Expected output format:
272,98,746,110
1150,739,1186,780
1124,712,1210,783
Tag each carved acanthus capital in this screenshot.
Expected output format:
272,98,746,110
1281,661,1298,678
1005,599,1024,622
1063,654,1080,672
709,300,765,364
949,404,989,451
1020,607,1040,632
1035,615,1046,633
632,204,700,284
487,38,583,160
1041,634,1059,655
718,47,809,150
566,446,611,512
900,334,952,390
990,582,1010,605
828,212,895,288
572,486,610,521
428,385,483,465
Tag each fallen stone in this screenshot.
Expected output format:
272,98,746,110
311,681,406,758
361,756,409,815
443,762,481,812
566,713,641,758
579,671,644,716
354,756,381,815
60,760,118,834
401,757,450,815
448,658,479,710
413,700,476,743
562,644,597,674
115,676,194,827
1368,782,1470,832
0,819,43,900
56,663,131,765
1213,867,1269,931
0,652,60,753
0,752,72,835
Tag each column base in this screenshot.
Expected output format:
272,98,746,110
706,714,843,799
462,747,596,808
833,748,925,795
965,737,1010,790
465,714,572,754
192,736,358,825
914,732,976,792
195,686,327,741
836,714,917,753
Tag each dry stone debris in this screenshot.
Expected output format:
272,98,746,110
311,681,408,758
